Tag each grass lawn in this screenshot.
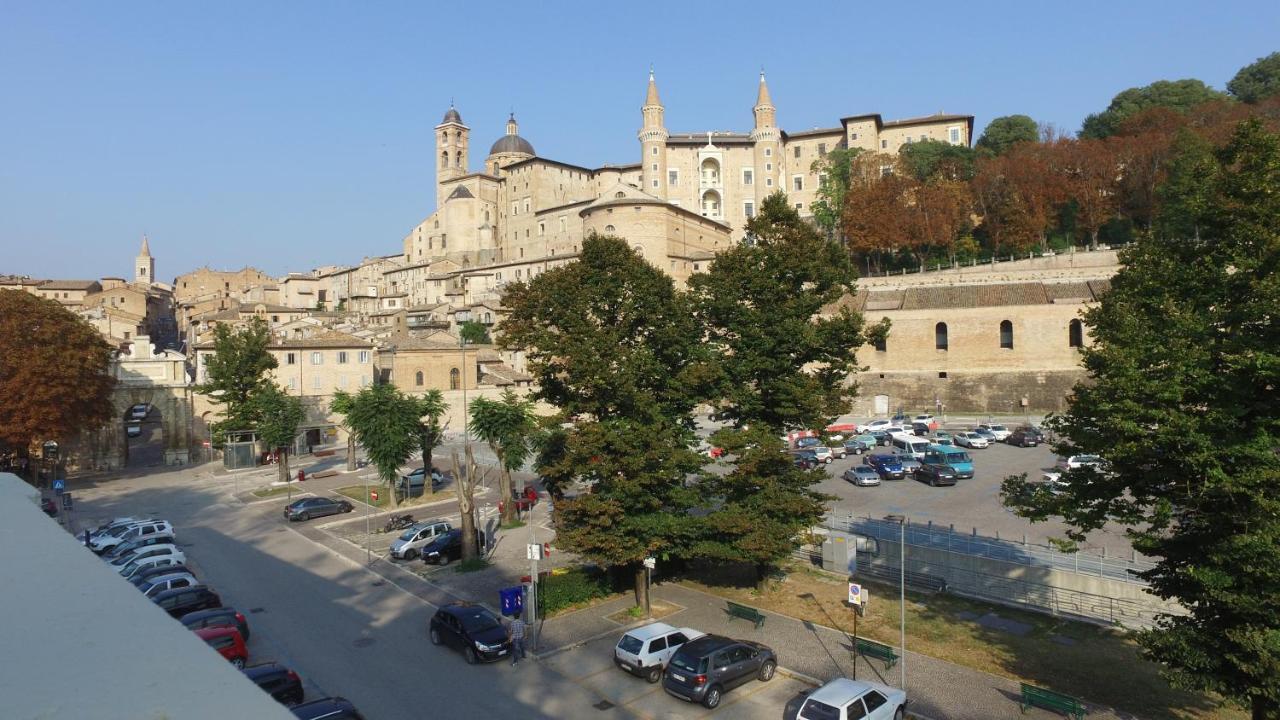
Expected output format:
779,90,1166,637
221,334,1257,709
334,485,449,509
250,484,298,499
681,561,1243,720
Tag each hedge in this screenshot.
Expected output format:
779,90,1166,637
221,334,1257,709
539,566,616,615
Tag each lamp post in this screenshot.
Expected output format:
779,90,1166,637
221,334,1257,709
363,468,371,565
884,514,907,691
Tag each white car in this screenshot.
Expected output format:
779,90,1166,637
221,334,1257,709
856,419,892,434
614,622,705,683
954,432,989,449
1056,454,1105,471
797,678,907,720
811,446,834,464
111,543,184,570
388,519,453,561
139,572,198,598
978,423,1011,441
120,555,184,581
827,444,847,459
91,520,173,555
129,404,150,420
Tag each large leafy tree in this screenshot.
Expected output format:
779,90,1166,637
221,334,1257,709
899,139,976,181
194,318,276,442
411,389,448,482
1228,51,1280,104
0,290,115,465
691,193,880,586
253,383,305,485
1001,119,1280,719
458,320,491,345
499,233,709,607
469,390,536,525
1081,79,1230,139
331,384,423,509
976,114,1039,156
809,147,861,237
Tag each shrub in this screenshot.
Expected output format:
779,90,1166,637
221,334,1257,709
539,566,614,615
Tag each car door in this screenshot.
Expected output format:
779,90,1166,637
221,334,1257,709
861,690,892,719
662,632,689,666
845,696,868,719
645,635,668,666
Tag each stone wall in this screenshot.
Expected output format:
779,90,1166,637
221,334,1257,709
851,369,1086,416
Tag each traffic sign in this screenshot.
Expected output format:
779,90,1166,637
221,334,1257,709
369,490,379,502
643,557,656,569
61,493,73,511
52,478,65,494
848,582,862,605
526,543,542,560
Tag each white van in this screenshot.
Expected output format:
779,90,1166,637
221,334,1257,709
614,622,705,683
889,433,930,460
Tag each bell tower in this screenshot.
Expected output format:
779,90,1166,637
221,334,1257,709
435,104,469,207
638,69,669,198
135,235,154,286
750,72,781,206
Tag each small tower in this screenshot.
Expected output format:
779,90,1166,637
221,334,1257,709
135,235,154,286
638,69,669,198
750,72,781,206
435,104,470,207
485,113,535,176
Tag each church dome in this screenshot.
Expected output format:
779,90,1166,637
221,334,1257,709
489,134,535,156
442,106,462,124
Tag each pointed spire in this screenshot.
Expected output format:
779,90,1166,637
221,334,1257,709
506,112,519,135
756,70,773,108
139,234,151,257
645,67,661,107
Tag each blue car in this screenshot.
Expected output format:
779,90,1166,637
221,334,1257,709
863,453,905,480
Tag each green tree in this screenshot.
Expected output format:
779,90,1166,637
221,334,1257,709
690,193,880,587
459,320,491,345
331,384,423,510
1228,51,1280,104
194,318,277,443
499,233,709,608
899,139,976,181
0,290,115,470
1001,119,1280,719
1081,79,1230,139
976,114,1039,155
469,390,535,525
253,383,305,485
411,389,448,484
1152,129,1217,240
809,147,861,236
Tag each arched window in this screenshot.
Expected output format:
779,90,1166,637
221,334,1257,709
455,153,462,168
700,157,720,184
701,190,722,218
873,334,886,352
1069,319,1084,348
999,320,1013,349
441,151,448,168
615,191,626,199
604,224,615,233
449,368,460,390
415,371,424,386
633,244,644,257
935,322,948,351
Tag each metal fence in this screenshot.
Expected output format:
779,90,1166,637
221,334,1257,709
827,513,1156,585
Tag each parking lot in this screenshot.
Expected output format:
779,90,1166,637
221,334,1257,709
541,633,813,720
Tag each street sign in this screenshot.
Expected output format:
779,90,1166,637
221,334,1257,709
526,543,542,560
369,490,379,502
643,557,656,569
61,493,73,511
848,582,862,605
52,478,65,494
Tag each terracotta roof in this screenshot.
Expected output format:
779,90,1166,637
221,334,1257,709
384,331,465,351
41,279,101,290
479,362,533,386
784,127,844,139
268,330,374,349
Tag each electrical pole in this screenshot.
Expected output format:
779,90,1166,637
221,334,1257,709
886,514,907,691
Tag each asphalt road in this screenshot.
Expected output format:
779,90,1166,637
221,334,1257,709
74,467,643,720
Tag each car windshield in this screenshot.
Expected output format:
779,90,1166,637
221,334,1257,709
398,528,421,541
991,425,1007,431
122,561,140,575
798,698,841,720
945,451,971,463
457,608,501,633
669,653,707,674
618,635,644,654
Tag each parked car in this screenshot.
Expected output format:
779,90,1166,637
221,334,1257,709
91,520,173,555
978,423,1011,442
792,449,820,468
797,678,907,720
283,497,354,522
180,607,251,641
810,446,834,464
923,445,974,479
972,427,998,442
119,555,185,582
1006,428,1040,447
915,460,958,487
896,456,921,477
953,432,989,449
109,541,181,568
795,436,822,449
793,456,818,471
856,419,892,434
152,585,221,618
827,443,847,460
195,626,248,668
662,635,777,709
863,453,905,481
139,572,198,598
1013,425,1047,443
843,435,877,455
396,467,444,498
130,563,192,588
1056,454,1106,471
126,423,142,438
842,466,881,487
389,519,454,561
912,414,939,431
910,422,931,437
932,431,954,445
243,662,304,705
129,403,150,420
420,528,465,565
615,622,706,683
89,517,145,538
105,533,176,562
428,602,511,664
867,429,892,446
291,697,366,720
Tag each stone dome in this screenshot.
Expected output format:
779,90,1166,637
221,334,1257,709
489,134,535,156
442,107,462,124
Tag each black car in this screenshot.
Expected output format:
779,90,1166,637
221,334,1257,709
421,528,464,565
130,563,192,588
180,606,251,641
911,421,931,436
243,662,304,705
663,635,777,709
1007,427,1043,447
915,461,958,487
428,602,512,664
291,697,365,720
283,497,354,522
152,585,221,618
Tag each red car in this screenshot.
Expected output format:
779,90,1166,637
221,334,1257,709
499,486,539,514
196,626,248,668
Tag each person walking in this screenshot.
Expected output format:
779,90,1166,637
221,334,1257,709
507,614,527,666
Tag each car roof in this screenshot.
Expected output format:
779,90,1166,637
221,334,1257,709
291,697,357,720
806,678,898,705
242,662,287,679
677,634,736,656
194,625,239,639
152,584,211,601
181,607,239,623
623,622,678,642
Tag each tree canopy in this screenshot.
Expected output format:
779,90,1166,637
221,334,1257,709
1081,79,1230,139
0,290,115,453
253,382,305,484
899,139,976,181
469,390,536,524
809,147,860,236
331,383,423,508
1228,51,1280,104
194,318,277,440
1000,119,1280,718
459,320,491,345
976,114,1039,155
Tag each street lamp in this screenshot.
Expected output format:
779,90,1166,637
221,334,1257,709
884,514,907,691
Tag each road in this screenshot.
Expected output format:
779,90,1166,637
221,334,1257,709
73,465,642,720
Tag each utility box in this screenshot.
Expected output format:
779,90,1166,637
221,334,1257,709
823,532,853,574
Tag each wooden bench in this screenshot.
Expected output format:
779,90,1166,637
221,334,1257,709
855,638,899,669
1019,682,1086,719
725,601,766,628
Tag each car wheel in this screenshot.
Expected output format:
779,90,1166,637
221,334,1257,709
646,665,662,684
464,647,479,665
231,657,245,669
893,707,904,720
929,476,937,487
404,549,418,561
758,660,776,681
439,554,451,566
430,627,442,645
299,512,310,521
702,685,722,709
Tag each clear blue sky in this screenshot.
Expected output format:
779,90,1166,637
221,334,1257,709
2,0,1277,281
